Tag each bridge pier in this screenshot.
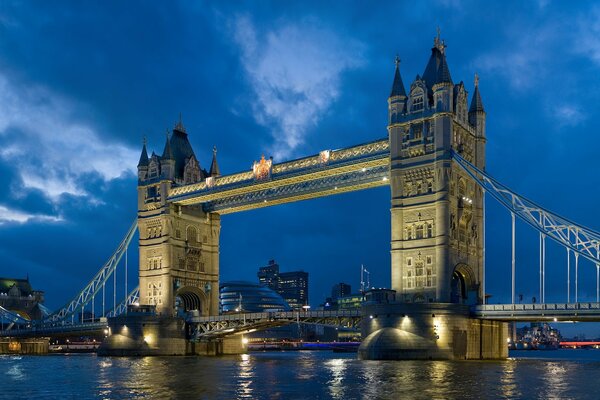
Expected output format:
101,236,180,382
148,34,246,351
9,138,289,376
188,337,247,356
98,313,247,356
358,303,507,360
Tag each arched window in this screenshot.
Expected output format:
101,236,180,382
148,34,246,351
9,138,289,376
187,226,198,244
416,224,424,239
426,223,433,238
416,181,423,193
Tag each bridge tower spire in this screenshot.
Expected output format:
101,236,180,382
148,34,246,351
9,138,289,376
388,33,485,304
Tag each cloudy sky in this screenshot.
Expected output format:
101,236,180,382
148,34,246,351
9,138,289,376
1,1,599,336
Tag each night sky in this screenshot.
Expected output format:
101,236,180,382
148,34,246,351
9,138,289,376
1,1,599,337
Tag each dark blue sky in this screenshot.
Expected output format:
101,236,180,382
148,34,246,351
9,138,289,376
1,1,599,336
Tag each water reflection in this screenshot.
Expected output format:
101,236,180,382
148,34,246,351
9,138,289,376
6,364,25,381
236,353,254,398
542,362,569,399
499,359,520,398
325,358,348,399
5,351,600,399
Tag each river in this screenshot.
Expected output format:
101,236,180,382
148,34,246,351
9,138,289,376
1,349,598,399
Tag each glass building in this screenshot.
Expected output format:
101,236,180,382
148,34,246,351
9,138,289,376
219,281,291,314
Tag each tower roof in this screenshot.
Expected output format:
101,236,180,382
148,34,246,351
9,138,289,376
469,74,485,113
422,30,453,90
209,146,220,177
161,130,174,160
436,53,452,84
170,117,198,179
390,56,407,98
137,139,149,167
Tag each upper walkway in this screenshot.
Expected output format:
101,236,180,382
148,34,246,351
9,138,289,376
168,138,390,213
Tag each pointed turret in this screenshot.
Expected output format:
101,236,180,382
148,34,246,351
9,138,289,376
137,138,149,167
469,74,485,113
137,138,149,181
209,146,221,177
161,130,176,180
388,56,407,123
390,56,407,98
162,130,174,160
469,73,486,139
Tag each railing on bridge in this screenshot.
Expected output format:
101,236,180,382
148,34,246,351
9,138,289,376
188,310,362,340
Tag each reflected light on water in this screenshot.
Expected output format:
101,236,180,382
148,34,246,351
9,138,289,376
542,362,569,399
325,358,348,399
236,353,254,398
500,359,520,398
428,361,452,395
6,365,25,381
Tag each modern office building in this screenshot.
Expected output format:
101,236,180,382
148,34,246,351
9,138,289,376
257,260,309,310
257,260,280,291
331,283,352,300
278,271,308,310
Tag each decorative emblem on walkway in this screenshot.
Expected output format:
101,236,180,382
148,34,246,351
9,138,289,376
253,155,272,180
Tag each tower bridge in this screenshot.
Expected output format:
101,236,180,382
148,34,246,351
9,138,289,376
2,32,600,359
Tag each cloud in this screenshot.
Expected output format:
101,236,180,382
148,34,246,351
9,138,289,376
0,73,138,202
0,205,62,225
473,24,557,92
574,7,600,67
231,15,364,158
552,104,586,127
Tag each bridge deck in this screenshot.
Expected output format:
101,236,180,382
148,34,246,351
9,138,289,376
189,310,362,339
473,303,600,321
0,321,108,338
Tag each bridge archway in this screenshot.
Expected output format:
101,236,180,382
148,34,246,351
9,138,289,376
451,263,475,304
175,286,208,317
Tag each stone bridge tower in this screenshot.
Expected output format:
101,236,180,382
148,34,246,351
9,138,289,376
136,119,221,316
388,33,486,305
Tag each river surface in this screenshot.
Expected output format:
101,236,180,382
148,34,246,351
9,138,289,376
1,349,599,399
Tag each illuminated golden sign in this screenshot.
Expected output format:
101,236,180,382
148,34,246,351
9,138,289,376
319,150,330,165
253,155,272,180
205,176,215,188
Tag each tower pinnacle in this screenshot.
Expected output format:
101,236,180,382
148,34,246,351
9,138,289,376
209,145,221,177
137,137,149,167
174,113,186,133
433,27,446,54
162,129,174,160
469,73,484,113
389,55,407,98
